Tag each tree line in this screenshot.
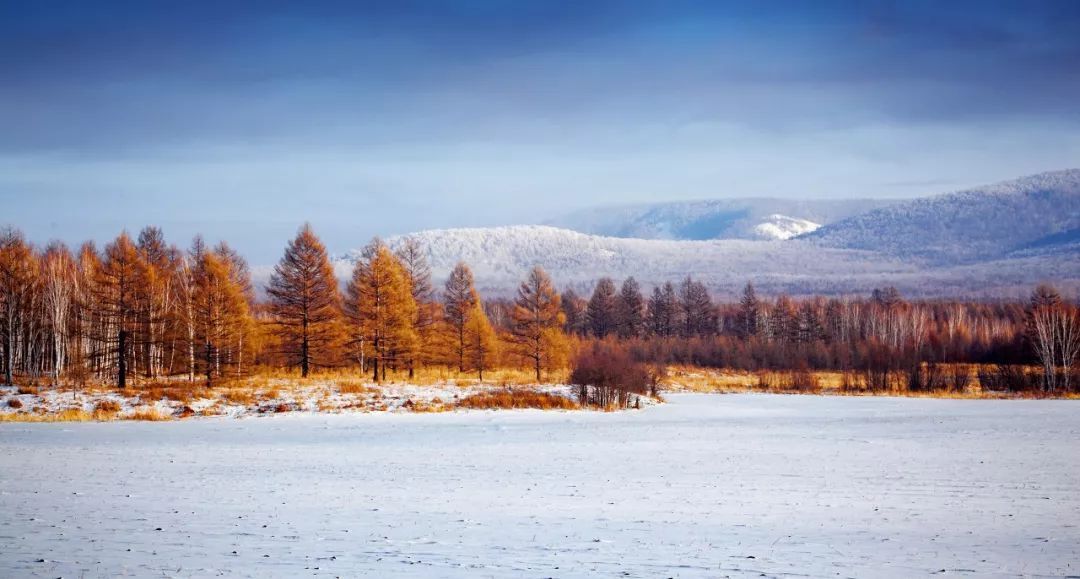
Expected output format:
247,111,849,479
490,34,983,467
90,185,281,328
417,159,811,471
560,278,1079,393
2,224,1077,393
0,225,569,388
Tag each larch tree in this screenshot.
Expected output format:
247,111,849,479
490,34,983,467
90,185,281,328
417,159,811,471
346,241,417,382
647,282,676,337
267,224,342,378
0,228,35,385
395,236,436,378
443,262,478,372
94,232,146,389
510,266,567,382
586,277,617,338
463,300,499,380
135,227,175,379
191,249,249,387
615,277,645,339
677,276,714,338
215,241,256,377
737,282,760,341
560,288,588,336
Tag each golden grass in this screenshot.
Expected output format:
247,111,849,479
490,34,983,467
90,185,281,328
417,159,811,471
456,389,579,410
95,399,122,413
336,380,373,395
220,388,256,405
0,408,93,422
125,406,171,421
661,365,1080,400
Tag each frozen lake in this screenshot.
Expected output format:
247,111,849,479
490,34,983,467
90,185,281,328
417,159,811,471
1,394,1078,578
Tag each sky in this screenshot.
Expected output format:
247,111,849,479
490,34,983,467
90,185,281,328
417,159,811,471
3,0,1080,263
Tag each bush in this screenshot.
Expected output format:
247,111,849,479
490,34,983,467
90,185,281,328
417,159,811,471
456,390,578,410
570,343,655,408
95,399,122,413
7,398,23,409
977,365,1041,392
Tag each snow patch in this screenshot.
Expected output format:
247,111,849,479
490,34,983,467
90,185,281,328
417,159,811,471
751,214,821,240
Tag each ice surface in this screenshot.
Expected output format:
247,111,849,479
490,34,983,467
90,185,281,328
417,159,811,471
1,394,1078,578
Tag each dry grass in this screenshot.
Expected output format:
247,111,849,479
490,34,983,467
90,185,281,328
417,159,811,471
220,388,256,405
7,397,23,409
124,383,213,405
95,399,122,413
456,389,579,410
660,365,1080,400
16,385,38,395
0,408,94,422
125,406,171,421
335,380,373,395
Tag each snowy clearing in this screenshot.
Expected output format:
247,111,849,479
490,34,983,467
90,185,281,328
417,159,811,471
1,394,1078,578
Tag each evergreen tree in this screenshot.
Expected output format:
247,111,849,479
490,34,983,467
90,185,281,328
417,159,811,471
647,282,676,337
615,277,645,339
737,282,760,341
586,277,617,338
677,276,713,338
267,224,342,378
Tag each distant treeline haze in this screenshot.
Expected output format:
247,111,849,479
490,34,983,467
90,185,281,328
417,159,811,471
0,225,1077,393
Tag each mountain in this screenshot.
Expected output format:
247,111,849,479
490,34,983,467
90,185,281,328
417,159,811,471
325,170,1080,298
352,225,915,297
806,169,1080,265
547,198,894,241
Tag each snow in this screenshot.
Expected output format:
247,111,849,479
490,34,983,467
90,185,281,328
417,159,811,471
751,214,821,240
808,168,1080,264
341,224,921,296
0,381,579,419
546,198,890,241
2,394,1078,578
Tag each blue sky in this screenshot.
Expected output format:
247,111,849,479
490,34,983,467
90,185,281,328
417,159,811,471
3,0,1080,263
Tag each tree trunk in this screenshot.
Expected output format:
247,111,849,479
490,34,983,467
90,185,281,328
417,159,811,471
117,330,128,389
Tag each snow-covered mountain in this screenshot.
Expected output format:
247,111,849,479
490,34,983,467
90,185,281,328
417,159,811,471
353,225,914,296
325,170,1080,298
547,198,892,241
329,224,1077,299
806,169,1080,265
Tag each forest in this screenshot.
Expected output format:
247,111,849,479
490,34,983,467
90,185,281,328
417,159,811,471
1,224,1078,403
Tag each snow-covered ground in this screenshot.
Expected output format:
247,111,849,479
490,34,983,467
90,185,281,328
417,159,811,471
1,394,1077,578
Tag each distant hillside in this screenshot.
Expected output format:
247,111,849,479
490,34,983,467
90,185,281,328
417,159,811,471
547,198,894,241
806,169,1080,264
317,170,1080,298
324,224,1076,299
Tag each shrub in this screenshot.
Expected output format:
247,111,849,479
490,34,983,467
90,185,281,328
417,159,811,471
221,388,255,405
95,399,122,413
126,407,170,421
7,398,23,409
570,343,655,409
336,381,371,395
456,390,578,410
